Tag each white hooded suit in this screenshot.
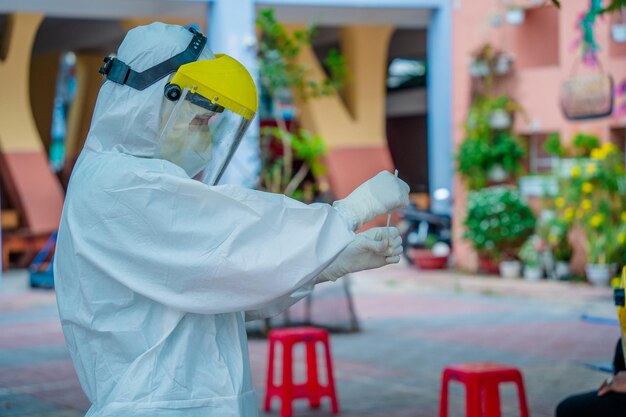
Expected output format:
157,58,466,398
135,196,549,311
54,23,354,417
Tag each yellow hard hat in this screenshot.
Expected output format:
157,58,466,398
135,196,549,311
165,54,258,121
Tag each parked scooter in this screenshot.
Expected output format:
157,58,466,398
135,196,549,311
399,188,452,264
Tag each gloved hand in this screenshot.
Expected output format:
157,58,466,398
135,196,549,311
333,171,410,231
317,227,403,283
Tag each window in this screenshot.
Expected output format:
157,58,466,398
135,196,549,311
522,133,557,174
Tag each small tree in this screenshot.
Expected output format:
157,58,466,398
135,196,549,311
256,9,348,201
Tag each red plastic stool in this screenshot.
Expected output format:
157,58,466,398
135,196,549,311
440,362,530,417
264,326,339,417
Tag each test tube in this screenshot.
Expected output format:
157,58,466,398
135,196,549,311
386,169,399,227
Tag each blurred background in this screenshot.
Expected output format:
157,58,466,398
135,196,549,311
1,1,626,416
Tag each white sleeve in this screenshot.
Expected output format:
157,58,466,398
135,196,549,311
70,171,354,315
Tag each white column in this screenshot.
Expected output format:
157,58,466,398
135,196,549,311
207,0,260,188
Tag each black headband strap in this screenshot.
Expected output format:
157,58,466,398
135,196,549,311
99,27,207,91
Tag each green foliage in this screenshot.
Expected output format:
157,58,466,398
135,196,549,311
256,8,349,201
537,216,573,262
543,133,564,158
519,237,541,267
572,133,601,157
551,141,626,264
256,8,348,101
463,186,536,261
456,95,526,190
260,127,327,199
551,0,626,14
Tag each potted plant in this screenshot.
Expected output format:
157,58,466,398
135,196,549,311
519,236,543,280
537,214,573,280
612,8,626,43
256,8,349,201
457,96,526,190
499,257,522,279
552,140,626,286
407,234,450,270
464,187,536,274
505,7,526,25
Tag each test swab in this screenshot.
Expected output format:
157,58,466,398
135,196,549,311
386,169,399,227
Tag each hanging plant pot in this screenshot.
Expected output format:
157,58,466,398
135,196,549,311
487,164,509,183
469,60,490,77
494,53,513,75
585,264,616,286
612,23,626,43
489,109,512,129
499,260,521,279
506,8,525,25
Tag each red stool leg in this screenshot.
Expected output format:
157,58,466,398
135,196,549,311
465,377,481,417
264,337,276,411
306,340,321,408
280,340,294,417
482,382,501,417
512,373,530,417
322,335,340,414
439,370,451,417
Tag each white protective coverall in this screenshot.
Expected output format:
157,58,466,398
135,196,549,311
55,23,402,417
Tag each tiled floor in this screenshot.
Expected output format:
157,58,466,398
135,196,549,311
0,264,619,417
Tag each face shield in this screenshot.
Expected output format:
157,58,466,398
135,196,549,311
98,27,258,183
158,87,252,182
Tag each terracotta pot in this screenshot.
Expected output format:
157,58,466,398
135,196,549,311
408,249,448,270
479,256,500,275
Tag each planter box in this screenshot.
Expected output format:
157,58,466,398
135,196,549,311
407,249,448,270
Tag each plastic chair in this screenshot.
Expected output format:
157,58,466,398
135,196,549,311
440,362,530,417
264,326,339,417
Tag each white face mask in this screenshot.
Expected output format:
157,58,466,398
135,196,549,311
157,88,252,183
158,89,216,178
160,112,214,178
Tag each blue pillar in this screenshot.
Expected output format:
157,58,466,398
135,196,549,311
427,1,453,215
207,0,260,188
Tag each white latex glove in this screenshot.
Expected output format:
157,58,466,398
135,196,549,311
317,227,403,283
333,171,410,231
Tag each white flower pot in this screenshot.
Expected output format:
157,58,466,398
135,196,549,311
585,264,616,287
500,260,522,279
524,266,543,281
612,23,626,43
487,164,509,183
494,54,513,75
489,110,512,129
470,60,490,77
506,8,525,25
555,261,570,280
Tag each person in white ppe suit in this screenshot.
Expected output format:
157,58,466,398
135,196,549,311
54,23,410,417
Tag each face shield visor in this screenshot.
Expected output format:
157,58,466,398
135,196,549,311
159,87,252,182
98,27,258,184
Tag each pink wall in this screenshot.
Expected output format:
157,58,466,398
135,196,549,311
452,1,626,271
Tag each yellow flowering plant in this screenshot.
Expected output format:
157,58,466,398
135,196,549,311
553,140,626,265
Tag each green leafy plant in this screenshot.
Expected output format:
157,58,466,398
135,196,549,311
537,217,573,262
256,8,348,201
551,141,626,265
464,186,536,261
456,95,526,190
543,133,564,158
519,236,541,267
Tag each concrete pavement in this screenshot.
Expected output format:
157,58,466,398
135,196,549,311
0,263,619,417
